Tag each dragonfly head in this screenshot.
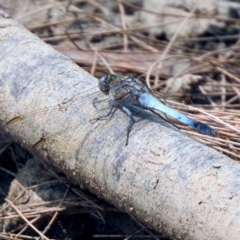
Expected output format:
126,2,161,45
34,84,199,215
98,74,117,95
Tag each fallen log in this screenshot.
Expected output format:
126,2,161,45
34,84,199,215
0,10,240,240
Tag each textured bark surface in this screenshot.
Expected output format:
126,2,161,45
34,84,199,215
0,10,240,240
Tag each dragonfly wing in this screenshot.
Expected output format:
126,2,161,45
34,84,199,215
138,93,217,136
5,86,110,147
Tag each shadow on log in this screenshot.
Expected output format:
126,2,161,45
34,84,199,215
0,10,240,240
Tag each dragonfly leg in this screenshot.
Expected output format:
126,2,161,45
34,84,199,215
94,102,135,145
90,101,117,123
92,97,107,110
91,99,135,145
119,105,135,146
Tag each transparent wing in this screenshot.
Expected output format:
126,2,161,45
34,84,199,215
5,85,113,148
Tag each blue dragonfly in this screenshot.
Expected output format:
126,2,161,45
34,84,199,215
5,74,217,147
97,74,217,145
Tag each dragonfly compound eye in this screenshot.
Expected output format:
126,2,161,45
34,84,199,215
99,74,117,95
98,75,110,94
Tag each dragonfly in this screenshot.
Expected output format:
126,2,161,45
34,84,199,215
97,74,217,145
6,74,217,147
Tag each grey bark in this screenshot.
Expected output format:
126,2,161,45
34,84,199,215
0,10,240,240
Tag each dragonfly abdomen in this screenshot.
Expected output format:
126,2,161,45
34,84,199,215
138,93,217,137
189,120,217,136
